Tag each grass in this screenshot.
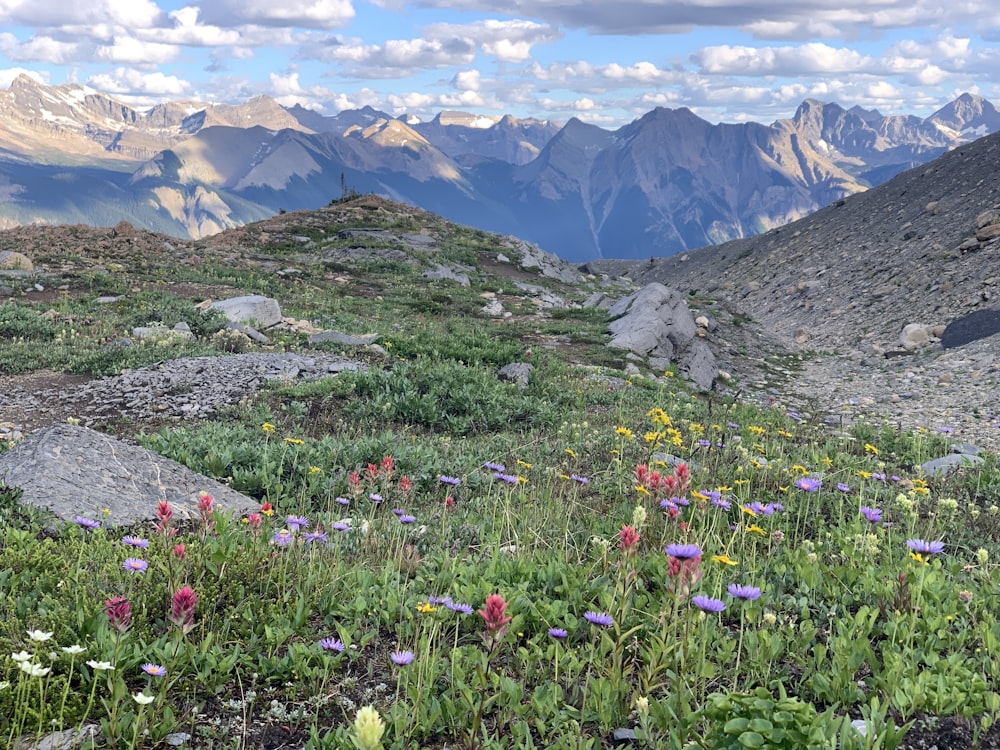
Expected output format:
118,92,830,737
2,199,1000,749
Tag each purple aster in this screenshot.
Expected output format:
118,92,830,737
673,496,690,507
702,490,721,503
399,514,417,524
770,503,784,512
698,439,711,448
271,529,294,545
74,516,100,530
484,462,506,472
122,558,148,574
335,497,350,506
122,535,149,548
285,515,310,531
391,650,415,666
871,473,887,482
570,474,589,484
332,522,349,532
938,426,954,435
368,493,383,503
392,508,405,516
860,506,883,523
691,595,726,613
303,530,328,543
141,663,166,677
727,422,740,429
439,475,461,486
446,601,474,615
907,539,944,555
727,584,762,601
320,638,345,653
711,496,732,510
660,498,679,511
795,477,822,492
428,595,449,605
837,483,851,493
493,472,519,484
583,611,613,627
891,476,901,482
665,543,702,560
548,627,568,639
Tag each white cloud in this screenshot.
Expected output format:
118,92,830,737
87,67,190,97
197,0,355,29
423,19,560,63
453,69,480,91
0,0,163,28
138,7,244,48
386,91,435,112
694,42,870,76
96,36,178,65
307,35,476,76
0,33,80,64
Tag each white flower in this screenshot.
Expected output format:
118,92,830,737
86,660,115,671
19,662,51,677
0,680,10,690
11,650,33,663
62,645,86,655
26,630,54,642
133,692,155,705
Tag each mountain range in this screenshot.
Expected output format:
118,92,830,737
2,74,999,262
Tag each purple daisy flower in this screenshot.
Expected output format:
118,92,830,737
141,663,166,677
335,497,350,506
727,584,762,601
320,638,345,652
548,627,568,639
285,515,310,531
837,483,851,493
583,611,613,627
860,506,883,523
440,475,461,486
271,529,294,546
392,508,405,516
907,539,944,555
332,522,350,532
399,514,417,524
446,601,473,615
428,595,449,605
122,558,148,574
691,595,726,613
493,472,519,484
74,516,100,530
122,535,149,548
795,477,822,492
665,543,702,560
484,462,506,472
303,530,328,543
391,650,414,666
570,474,589,484
368,493,383,503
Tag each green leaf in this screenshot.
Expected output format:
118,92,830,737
738,730,766,748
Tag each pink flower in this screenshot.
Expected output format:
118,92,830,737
247,513,263,536
169,586,197,635
172,543,187,559
478,594,512,638
105,596,131,633
155,501,175,537
618,525,640,554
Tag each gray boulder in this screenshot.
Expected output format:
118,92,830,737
210,295,283,329
920,452,985,478
422,264,471,287
607,283,717,390
307,331,381,346
498,362,534,389
0,423,257,526
941,308,1000,349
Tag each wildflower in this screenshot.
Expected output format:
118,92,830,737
665,543,702,560
285,515,310,531
74,515,100,530
309,466,323,475
632,504,647,528
872,472,887,482
440,475,461,485
271,529,294,546
133,692,154,705
446,601,474,615
380,455,396,477
711,496,732,510
284,437,304,445
332,522,350,532
390,650,414,666
173,543,187,559
141,663,166,677
958,590,974,605
570,474,589,484
122,535,149,548
548,627,568,639
746,524,766,536
712,554,738,566
123,558,148,574
615,426,634,440
369,493,383,503
583,611,614,627
795,477,822,492
619,525,640,554
727,584,762,601
11,650,32,663
837,483,851,492
906,539,944,555
564,448,577,458
938,426,954,435
977,548,989,566
320,638,345,652
416,602,437,614
335,497,350,506
86,660,115,671
170,586,197,635
198,492,215,529
262,422,276,433
493,472,519,484
484,461,506,472
352,705,386,750
20,662,50,677
478,594,512,638
260,501,274,516
62,645,85,655
865,443,880,456
860,506,883,523
635,695,649,717
26,630,53,642
304,530,328,543
399,514,417,524
445,496,455,510
692,595,726,613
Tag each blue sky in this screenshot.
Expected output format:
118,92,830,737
1,0,998,127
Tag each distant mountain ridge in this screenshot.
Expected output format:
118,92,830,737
1,75,998,261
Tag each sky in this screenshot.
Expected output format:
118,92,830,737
1,0,999,128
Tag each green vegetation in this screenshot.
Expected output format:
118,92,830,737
2,202,1000,748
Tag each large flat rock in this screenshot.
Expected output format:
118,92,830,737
0,423,257,526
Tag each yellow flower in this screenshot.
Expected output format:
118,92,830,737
308,466,323,475
671,433,683,447
857,470,872,479
716,485,732,492
821,457,833,466
284,437,305,445
516,460,533,469
748,425,765,436
564,448,577,458
615,426,634,440
559,473,571,480
712,554,738,566
352,705,386,750
911,486,930,495
733,479,749,486
864,443,879,456
635,485,650,496
646,408,672,427
663,370,675,377
262,422,276,433
644,431,663,443
691,490,708,501
909,551,929,566
740,505,757,516
777,429,793,438
688,423,704,435
416,602,437,614
747,524,766,535
790,464,808,475
517,476,528,484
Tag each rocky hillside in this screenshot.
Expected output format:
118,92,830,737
633,128,1000,354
